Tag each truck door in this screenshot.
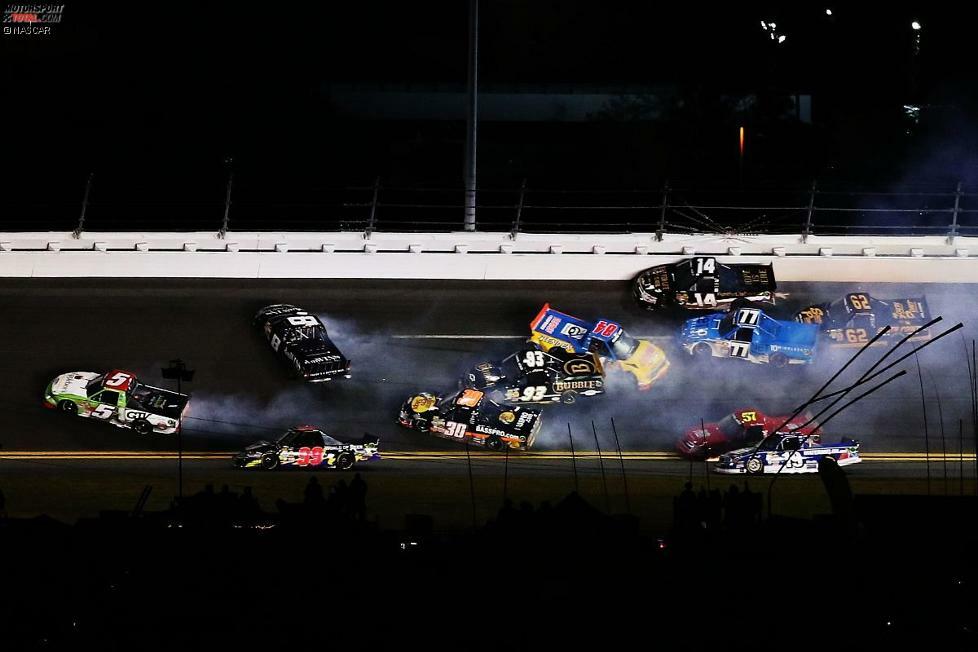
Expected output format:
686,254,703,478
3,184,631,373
729,328,755,359
88,390,120,421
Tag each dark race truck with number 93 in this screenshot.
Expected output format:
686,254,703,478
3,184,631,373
462,347,605,405
44,369,189,435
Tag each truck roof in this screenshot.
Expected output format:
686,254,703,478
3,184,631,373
103,370,137,392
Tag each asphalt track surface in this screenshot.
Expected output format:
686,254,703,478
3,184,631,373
1,278,977,476
0,276,976,527
2,279,977,437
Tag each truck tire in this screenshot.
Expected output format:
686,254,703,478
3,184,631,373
59,400,77,415
336,453,355,470
693,343,713,361
260,453,279,470
133,419,153,435
746,457,764,475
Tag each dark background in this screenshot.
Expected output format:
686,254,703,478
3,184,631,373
3,1,977,229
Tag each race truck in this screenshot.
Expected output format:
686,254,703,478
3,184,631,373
44,369,189,435
714,432,861,475
677,408,820,459
529,304,669,390
233,426,380,470
254,304,351,382
634,257,776,311
398,388,542,451
462,347,605,405
794,292,931,347
680,306,818,367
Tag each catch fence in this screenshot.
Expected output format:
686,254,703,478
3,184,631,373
4,178,976,243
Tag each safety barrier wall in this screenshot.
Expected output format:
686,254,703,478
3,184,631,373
1,231,978,282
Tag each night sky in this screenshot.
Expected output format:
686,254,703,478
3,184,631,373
2,1,975,228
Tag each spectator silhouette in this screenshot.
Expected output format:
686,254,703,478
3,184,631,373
741,481,761,527
349,473,367,521
696,488,709,529
708,489,723,530
329,479,349,516
238,486,260,519
724,484,741,529
304,476,326,508
199,483,217,513
497,498,517,530
675,481,696,533
218,484,235,513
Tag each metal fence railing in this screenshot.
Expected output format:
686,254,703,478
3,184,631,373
2,177,976,243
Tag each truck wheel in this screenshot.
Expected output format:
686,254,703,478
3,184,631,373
693,343,712,361
59,400,77,415
133,419,153,435
336,453,355,470
260,453,279,470
485,435,504,451
770,353,788,368
745,457,764,475
560,390,578,405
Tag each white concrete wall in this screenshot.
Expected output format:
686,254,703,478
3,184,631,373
1,231,976,281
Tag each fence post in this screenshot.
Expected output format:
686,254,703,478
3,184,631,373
72,172,94,239
463,0,479,232
947,181,962,245
802,180,817,243
510,178,526,240
365,176,380,239
219,157,233,239
655,182,670,242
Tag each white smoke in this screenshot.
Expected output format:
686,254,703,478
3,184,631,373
185,284,976,456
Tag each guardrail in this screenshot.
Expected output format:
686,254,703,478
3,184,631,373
4,180,977,241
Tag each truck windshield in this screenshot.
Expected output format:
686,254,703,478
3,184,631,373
497,353,523,379
610,331,640,359
719,312,736,333
128,383,153,408
438,394,457,410
86,375,105,397
717,414,744,438
823,298,850,327
277,431,298,445
285,325,321,344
